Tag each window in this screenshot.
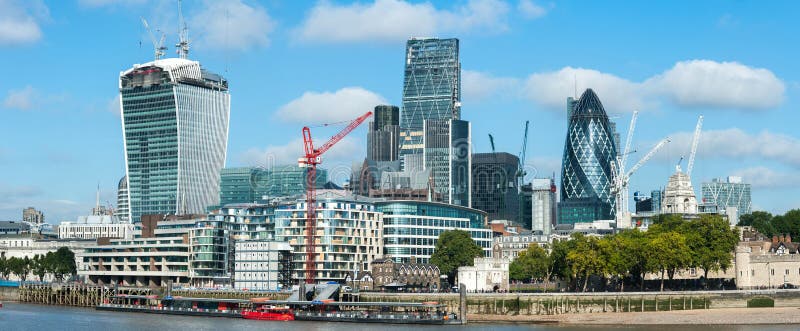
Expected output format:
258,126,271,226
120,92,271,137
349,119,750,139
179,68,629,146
771,269,775,276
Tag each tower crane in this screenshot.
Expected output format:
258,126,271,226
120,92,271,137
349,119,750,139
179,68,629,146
516,120,530,187
140,17,166,60
299,111,372,284
686,115,703,178
612,137,671,223
176,0,190,59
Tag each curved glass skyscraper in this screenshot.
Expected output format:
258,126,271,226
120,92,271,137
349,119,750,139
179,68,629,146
559,89,618,224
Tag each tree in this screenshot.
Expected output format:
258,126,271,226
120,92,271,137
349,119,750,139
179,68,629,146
430,230,483,284
615,229,650,291
681,215,739,286
49,247,77,282
646,231,691,291
566,234,606,292
7,257,30,281
550,237,576,289
31,254,50,282
509,245,553,290
0,256,9,280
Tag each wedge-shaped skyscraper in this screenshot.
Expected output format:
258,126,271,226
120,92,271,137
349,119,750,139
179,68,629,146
559,89,618,224
120,58,230,222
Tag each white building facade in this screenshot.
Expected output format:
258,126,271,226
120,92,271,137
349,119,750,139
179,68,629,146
458,257,510,292
234,240,292,291
58,215,134,240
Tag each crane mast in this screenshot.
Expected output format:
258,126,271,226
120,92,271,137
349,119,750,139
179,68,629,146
686,115,703,178
299,111,372,285
516,120,530,187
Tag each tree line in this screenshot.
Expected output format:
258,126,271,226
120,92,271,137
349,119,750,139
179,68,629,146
510,214,739,292
0,247,77,282
739,210,800,239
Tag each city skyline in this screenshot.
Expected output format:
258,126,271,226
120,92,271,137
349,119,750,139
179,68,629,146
1,0,798,222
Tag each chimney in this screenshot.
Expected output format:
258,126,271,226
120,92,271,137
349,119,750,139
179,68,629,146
781,234,786,243
787,234,792,243
772,235,779,245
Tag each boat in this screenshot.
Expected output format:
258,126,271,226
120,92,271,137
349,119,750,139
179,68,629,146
242,305,295,321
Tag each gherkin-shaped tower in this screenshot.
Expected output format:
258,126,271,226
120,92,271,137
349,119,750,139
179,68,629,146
559,89,618,223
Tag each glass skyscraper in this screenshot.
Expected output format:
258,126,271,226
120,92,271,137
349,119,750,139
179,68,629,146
424,119,471,208
120,58,230,222
367,105,400,162
400,38,461,160
558,89,618,224
471,152,520,223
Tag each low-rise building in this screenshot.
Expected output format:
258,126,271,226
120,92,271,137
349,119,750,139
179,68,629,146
58,215,134,240
736,233,800,289
371,258,441,291
0,221,29,235
78,215,199,287
233,240,292,291
492,232,551,260
458,257,510,292
0,235,94,281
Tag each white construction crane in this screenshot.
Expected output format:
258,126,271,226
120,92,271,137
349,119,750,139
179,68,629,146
686,115,703,178
141,17,166,60
176,0,190,59
612,135,671,226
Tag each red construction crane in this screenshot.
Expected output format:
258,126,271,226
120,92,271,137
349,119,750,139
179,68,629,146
299,111,372,285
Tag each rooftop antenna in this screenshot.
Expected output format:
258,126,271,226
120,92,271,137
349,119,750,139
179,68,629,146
176,0,190,59
95,182,101,212
573,74,578,99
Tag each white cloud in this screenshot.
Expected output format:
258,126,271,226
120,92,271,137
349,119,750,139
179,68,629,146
190,0,275,51
276,87,387,123
0,0,48,45
3,85,36,110
732,167,800,189
645,60,785,110
657,128,800,168
524,67,645,113
517,0,549,19
462,70,520,103
296,0,510,43
467,60,788,113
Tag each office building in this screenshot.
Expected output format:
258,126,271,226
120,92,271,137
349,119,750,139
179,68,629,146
275,191,383,283
367,105,401,162
424,119,471,207
400,38,461,161
702,176,752,216
115,176,130,222
529,178,556,235
377,200,492,264
22,207,44,224
234,240,292,291
471,152,520,224
558,89,618,224
120,58,230,222
219,166,328,205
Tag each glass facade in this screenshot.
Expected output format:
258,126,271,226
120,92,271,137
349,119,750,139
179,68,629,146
559,89,617,224
702,177,752,215
120,58,230,223
424,119,471,207
400,38,460,160
377,201,491,264
367,105,400,162
471,152,520,223
219,166,328,205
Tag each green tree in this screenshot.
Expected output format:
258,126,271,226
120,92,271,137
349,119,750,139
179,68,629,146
566,234,606,292
615,229,650,291
430,230,483,284
31,254,50,282
681,215,739,285
509,245,553,290
550,237,576,289
646,231,691,291
7,257,30,281
50,247,77,282
0,256,9,279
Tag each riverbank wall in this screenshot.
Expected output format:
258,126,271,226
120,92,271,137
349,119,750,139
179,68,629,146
358,289,800,315
0,286,19,301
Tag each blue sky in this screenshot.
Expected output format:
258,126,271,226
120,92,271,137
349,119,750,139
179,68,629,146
1,0,798,223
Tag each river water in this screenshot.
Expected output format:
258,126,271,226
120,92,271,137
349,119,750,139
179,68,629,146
0,303,794,331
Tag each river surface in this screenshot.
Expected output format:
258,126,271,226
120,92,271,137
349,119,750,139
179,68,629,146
0,303,794,331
